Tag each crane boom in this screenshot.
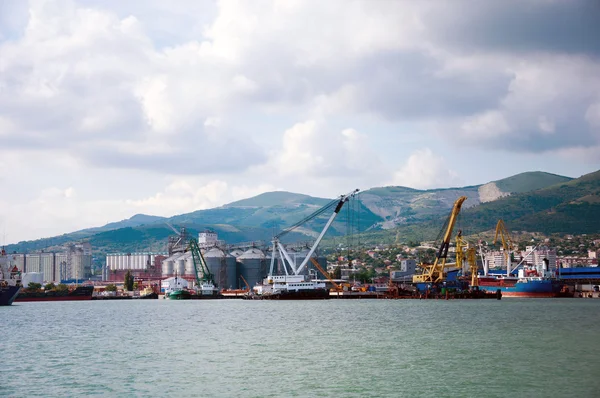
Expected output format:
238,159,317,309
493,219,514,277
240,275,250,291
269,189,359,277
189,238,214,286
309,257,341,291
413,196,467,284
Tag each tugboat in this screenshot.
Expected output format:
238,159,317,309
135,286,159,299
0,249,22,306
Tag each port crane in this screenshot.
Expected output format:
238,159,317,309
268,189,360,280
240,275,250,292
456,231,480,286
413,196,467,284
494,219,515,277
188,238,216,294
309,257,343,291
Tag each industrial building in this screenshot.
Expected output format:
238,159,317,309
14,243,92,283
102,231,328,291
104,253,166,282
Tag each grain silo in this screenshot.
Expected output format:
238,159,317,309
162,256,175,276
203,248,237,288
175,254,186,277
185,253,195,276
237,248,268,288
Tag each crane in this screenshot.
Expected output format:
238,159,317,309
188,238,216,294
494,219,514,277
413,196,467,284
309,257,342,291
456,230,481,286
240,275,250,292
268,189,360,278
456,230,467,273
467,247,479,287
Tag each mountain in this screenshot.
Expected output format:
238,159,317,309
357,171,572,230
460,169,600,235
5,170,586,257
81,214,167,233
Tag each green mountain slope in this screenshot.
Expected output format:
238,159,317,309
494,171,572,193
5,170,585,257
434,170,600,238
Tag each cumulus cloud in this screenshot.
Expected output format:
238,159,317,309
390,148,462,189
1,0,599,241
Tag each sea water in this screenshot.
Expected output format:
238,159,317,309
2,299,599,397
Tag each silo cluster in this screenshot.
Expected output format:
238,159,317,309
235,248,268,289
204,248,237,289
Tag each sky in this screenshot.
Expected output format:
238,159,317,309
0,0,599,243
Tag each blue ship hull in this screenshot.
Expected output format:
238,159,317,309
478,278,563,298
0,286,21,306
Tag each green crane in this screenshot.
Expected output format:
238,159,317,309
188,238,215,286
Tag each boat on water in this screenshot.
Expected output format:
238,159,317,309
165,288,192,300
15,285,94,302
246,275,330,300
0,249,21,306
134,286,158,299
477,266,564,298
166,282,221,300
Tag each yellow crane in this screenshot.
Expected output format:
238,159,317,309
493,219,514,277
456,230,480,286
240,275,251,292
413,196,468,284
309,257,343,292
467,247,478,286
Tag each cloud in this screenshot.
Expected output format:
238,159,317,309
390,148,462,189
451,55,600,153
1,0,599,242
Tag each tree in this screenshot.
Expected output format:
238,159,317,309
332,266,342,279
44,283,56,291
124,270,134,291
27,282,42,290
105,284,117,292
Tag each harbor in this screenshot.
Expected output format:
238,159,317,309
4,298,600,397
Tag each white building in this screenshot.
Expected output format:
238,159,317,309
105,253,165,271
198,230,225,248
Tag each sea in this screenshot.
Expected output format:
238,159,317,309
2,299,600,397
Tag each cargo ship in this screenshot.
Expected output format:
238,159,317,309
0,249,21,306
15,285,94,302
476,265,564,298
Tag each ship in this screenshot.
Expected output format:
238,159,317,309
0,249,22,306
134,286,158,299
245,275,330,300
476,265,564,298
247,190,359,301
15,285,94,302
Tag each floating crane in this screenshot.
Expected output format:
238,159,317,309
494,219,514,277
257,189,359,297
268,189,360,278
413,196,467,284
188,238,217,295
